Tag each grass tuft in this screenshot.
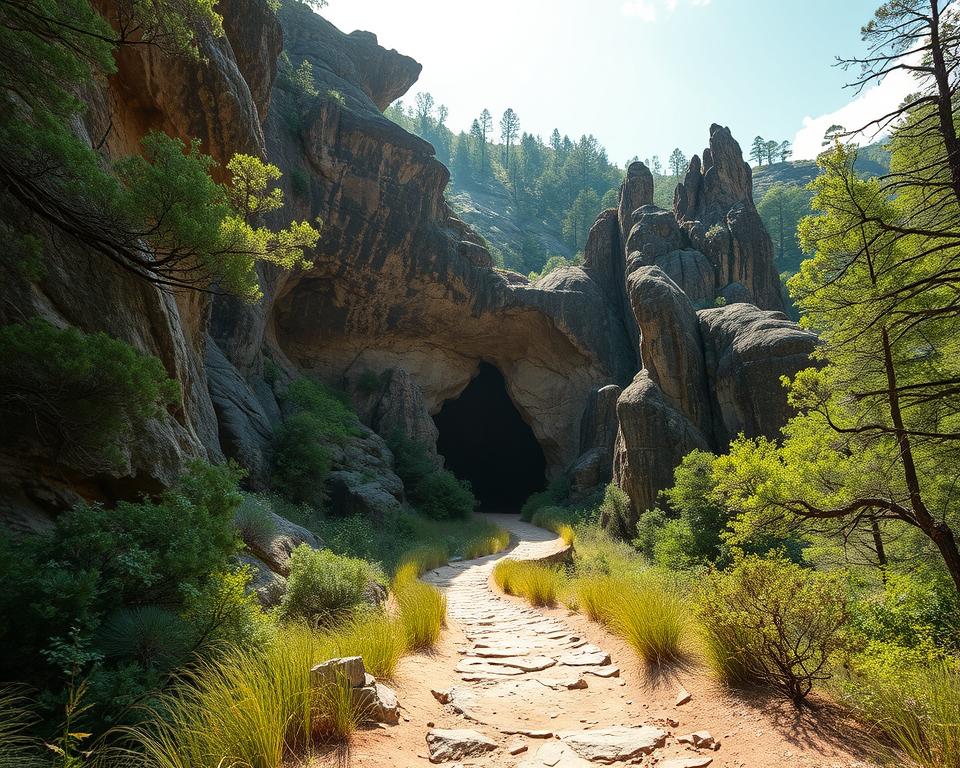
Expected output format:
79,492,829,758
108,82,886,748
393,569,446,651
607,573,688,665
493,559,565,607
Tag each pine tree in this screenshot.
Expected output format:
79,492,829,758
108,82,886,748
500,108,520,169
668,148,687,176
750,136,766,166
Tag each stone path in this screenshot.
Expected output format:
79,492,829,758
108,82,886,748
418,515,715,767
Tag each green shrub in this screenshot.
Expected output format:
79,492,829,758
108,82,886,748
598,483,634,538
272,379,364,507
531,506,578,544
283,378,360,442
235,494,278,550
838,650,960,768
463,526,511,559
279,546,384,625
0,318,179,473
696,554,849,705
0,461,246,725
387,430,437,493
572,521,643,577
414,470,477,520
271,411,333,508
520,476,570,521
661,450,725,562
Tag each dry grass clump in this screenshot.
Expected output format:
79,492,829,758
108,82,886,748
606,573,689,665
493,559,565,607
393,566,446,651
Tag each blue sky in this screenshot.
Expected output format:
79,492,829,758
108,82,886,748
321,0,912,165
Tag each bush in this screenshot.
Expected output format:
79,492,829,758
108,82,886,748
607,573,688,665
531,506,577,544
128,616,404,766
272,379,364,507
598,483,634,538
0,461,246,725
570,574,622,623
387,431,436,493
463,526,511,559
279,546,384,625
271,412,333,508
235,494,277,550
0,318,179,473
696,554,849,705
839,652,960,768
520,477,570,521
414,470,477,520
283,379,361,442
493,560,565,607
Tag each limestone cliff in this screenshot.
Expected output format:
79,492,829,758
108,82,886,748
1,0,816,536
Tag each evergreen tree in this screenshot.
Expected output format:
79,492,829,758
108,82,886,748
500,108,520,169
751,136,766,166
668,148,687,176
778,139,793,163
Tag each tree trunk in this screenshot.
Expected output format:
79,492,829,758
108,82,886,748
928,0,960,204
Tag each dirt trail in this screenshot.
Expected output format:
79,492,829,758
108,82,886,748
336,515,876,768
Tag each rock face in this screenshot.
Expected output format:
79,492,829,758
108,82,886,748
0,0,816,536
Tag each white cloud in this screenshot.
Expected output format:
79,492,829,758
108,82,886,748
621,0,657,21
792,67,917,159
621,0,711,20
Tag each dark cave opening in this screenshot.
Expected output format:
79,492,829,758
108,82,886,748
433,362,547,512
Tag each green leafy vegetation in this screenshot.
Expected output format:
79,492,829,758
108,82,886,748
0,460,249,727
696,555,849,704
272,379,362,507
0,319,180,474
387,431,478,519
279,546,386,625
0,0,317,302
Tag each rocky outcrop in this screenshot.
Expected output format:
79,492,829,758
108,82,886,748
699,304,819,443
612,371,711,526
674,124,785,312
0,0,815,540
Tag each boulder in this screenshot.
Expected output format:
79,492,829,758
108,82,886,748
425,728,498,763
698,303,818,444
311,656,366,689
626,266,712,437
205,339,274,489
354,680,400,724
579,384,622,454
569,447,612,498
655,249,716,307
559,725,668,762
613,371,711,527
350,367,440,462
246,512,322,577
237,552,287,608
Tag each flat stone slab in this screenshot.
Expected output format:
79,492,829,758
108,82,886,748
518,741,595,768
425,728,497,763
559,725,668,763
457,655,557,673
660,758,713,768
556,651,611,667
582,665,620,678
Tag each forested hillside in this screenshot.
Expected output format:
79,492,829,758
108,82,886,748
754,142,890,273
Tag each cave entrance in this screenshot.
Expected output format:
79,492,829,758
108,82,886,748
434,362,546,512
